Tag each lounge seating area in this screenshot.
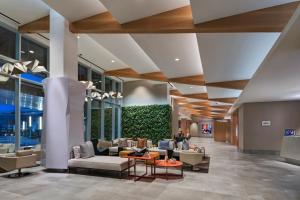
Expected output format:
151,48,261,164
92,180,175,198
67,137,208,180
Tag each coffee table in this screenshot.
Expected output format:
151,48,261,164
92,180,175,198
154,160,183,180
125,155,157,181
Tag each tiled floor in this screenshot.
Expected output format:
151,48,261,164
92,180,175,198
1,138,300,200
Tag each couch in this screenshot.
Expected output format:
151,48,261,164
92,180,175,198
0,149,37,177
179,151,205,170
68,141,133,177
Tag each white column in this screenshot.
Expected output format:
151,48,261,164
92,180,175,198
49,9,78,80
42,10,84,170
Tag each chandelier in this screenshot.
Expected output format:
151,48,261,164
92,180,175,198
80,81,123,101
0,59,47,82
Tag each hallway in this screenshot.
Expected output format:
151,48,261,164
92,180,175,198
1,138,300,200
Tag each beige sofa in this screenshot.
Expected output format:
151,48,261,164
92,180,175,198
0,150,37,176
69,141,133,177
179,151,204,170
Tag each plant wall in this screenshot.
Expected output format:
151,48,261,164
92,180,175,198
122,104,171,144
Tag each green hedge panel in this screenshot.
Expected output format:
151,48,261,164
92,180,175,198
122,104,171,144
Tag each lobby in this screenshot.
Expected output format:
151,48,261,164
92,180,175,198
0,0,300,200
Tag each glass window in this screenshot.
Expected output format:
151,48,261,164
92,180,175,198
92,71,102,90
115,107,119,139
105,77,113,93
20,82,44,147
116,81,121,93
104,103,112,141
91,100,101,140
0,76,16,149
21,37,48,69
78,64,88,81
0,26,16,59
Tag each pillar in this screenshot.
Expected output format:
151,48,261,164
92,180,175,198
42,10,85,170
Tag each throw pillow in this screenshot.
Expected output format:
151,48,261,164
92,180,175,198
72,146,81,159
127,139,134,147
169,140,175,150
159,140,170,150
97,140,112,153
147,140,153,148
80,142,94,158
137,138,147,148
177,142,183,150
112,139,119,146
118,138,128,147
182,139,189,150
86,141,95,157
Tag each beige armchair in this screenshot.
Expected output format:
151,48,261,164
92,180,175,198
0,150,37,177
179,151,204,170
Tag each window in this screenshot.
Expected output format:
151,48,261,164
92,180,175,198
0,26,16,59
0,76,16,147
21,37,48,69
20,82,44,147
105,77,113,93
92,71,102,90
78,64,88,81
91,100,101,140
104,103,112,140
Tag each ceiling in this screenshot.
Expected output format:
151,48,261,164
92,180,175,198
1,0,300,119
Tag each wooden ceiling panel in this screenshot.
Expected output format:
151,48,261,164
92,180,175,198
18,16,49,33
169,75,205,86
19,2,299,33
206,79,249,90
104,68,140,78
183,93,208,100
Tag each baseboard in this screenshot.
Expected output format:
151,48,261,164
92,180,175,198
241,149,280,155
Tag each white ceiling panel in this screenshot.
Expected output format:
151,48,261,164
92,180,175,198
100,0,189,24
78,34,126,71
43,0,107,22
132,33,203,78
172,83,207,95
197,33,280,83
89,34,159,73
190,0,297,24
207,87,242,99
0,0,49,25
238,6,300,103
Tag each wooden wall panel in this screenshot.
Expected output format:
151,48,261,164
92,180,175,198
214,121,231,142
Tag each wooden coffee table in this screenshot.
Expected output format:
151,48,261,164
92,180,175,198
125,155,157,181
154,160,183,180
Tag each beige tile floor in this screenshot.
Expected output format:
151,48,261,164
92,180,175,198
1,137,300,200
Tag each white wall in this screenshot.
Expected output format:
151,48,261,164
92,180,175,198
123,80,169,106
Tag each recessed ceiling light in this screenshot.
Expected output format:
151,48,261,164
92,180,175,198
190,86,193,89
174,58,180,62
29,50,34,54
111,60,116,63
77,35,80,39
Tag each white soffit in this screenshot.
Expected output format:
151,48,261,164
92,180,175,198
99,0,190,24
190,0,298,24
42,0,107,22
197,33,280,83
78,34,126,71
206,87,242,99
172,83,207,95
209,101,233,106
0,0,49,24
238,6,300,103
132,33,203,78
89,34,159,73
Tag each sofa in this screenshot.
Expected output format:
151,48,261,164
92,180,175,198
179,150,205,170
68,141,133,177
0,143,15,156
0,149,37,177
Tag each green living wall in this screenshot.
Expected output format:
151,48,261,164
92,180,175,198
122,104,171,144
